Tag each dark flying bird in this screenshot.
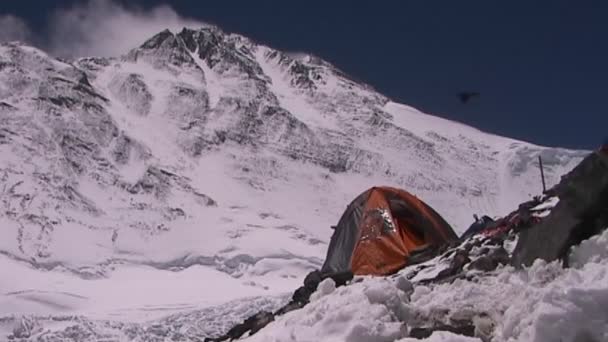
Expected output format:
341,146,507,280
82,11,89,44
458,91,480,104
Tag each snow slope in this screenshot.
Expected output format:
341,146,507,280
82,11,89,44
243,229,608,342
0,24,589,334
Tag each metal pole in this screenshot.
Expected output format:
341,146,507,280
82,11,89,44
539,155,546,193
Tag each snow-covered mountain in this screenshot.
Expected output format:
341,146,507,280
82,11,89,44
0,25,587,325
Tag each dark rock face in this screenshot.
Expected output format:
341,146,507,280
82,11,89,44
109,73,153,116
512,150,608,267
141,29,175,50
112,134,133,164
129,29,200,71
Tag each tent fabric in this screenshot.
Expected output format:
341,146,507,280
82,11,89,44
321,186,458,276
320,191,367,275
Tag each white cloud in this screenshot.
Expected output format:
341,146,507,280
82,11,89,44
47,0,205,58
0,0,205,58
0,15,32,43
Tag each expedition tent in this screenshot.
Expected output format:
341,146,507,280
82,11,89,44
321,186,458,276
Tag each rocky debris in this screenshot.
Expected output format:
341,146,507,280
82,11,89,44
407,231,516,286
205,270,354,341
404,310,495,341
205,311,275,342
9,316,42,339
409,323,475,339
468,246,510,272
434,249,471,281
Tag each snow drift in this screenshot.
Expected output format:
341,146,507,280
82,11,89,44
240,226,608,342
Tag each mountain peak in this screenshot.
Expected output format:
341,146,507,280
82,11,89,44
0,21,589,333
125,28,203,75
140,29,175,50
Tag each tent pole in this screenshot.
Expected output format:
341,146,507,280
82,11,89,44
539,155,546,194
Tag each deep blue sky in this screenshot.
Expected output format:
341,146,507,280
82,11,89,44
2,0,606,149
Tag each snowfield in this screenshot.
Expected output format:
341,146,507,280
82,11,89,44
0,24,598,341
1,228,606,341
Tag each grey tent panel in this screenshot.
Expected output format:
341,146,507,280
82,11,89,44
320,190,368,274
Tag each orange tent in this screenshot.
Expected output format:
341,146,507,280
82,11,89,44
321,186,458,276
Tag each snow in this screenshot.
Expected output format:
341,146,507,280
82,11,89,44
384,102,514,150
0,34,596,341
398,332,480,342
530,196,559,211
114,157,149,183
190,48,222,108
384,102,585,225
97,68,185,165
241,228,608,342
570,226,608,268
246,277,406,342
309,277,336,302
530,196,560,218
255,47,341,131
0,294,291,341
0,254,273,322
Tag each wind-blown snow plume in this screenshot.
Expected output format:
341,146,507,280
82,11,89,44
0,15,32,43
0,0,205,58
47,0,205,58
